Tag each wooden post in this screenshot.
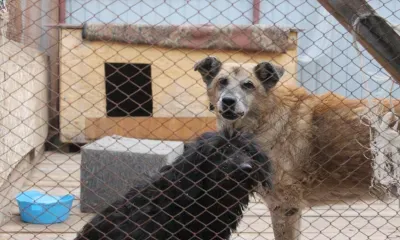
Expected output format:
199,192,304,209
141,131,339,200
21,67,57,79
47,1,61,141
253,0,261,24
6,0,22,42
59,0,66,23
317,0,400,83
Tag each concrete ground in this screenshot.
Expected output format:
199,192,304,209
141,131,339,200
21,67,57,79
0,152,399,240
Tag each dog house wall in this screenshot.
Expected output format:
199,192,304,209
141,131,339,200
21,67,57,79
59,26,298,143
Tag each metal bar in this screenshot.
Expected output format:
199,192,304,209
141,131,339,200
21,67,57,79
317,0,400,83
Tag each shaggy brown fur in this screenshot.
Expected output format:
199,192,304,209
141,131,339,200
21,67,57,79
194,56,400,240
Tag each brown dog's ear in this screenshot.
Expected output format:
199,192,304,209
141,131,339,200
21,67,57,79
254,62,285,90
194,56,222,86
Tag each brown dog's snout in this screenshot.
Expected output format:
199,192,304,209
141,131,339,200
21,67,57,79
220,97,244,120
222,97,236,109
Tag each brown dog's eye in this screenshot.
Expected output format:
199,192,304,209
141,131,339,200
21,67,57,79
219,78,228,87
242,81,255,90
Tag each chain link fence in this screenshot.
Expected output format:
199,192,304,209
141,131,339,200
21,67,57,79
0,0,399,239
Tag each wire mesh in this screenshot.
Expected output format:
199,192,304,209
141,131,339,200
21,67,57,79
0,0,399,239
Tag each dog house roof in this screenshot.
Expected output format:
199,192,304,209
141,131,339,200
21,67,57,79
79,23,299,53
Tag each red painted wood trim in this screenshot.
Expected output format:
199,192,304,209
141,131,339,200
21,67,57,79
252,0,261,24
59,0,66,23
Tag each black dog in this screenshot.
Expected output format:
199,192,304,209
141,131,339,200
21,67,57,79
76,129,272,240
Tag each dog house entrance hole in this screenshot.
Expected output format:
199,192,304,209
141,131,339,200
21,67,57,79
105,63,152,117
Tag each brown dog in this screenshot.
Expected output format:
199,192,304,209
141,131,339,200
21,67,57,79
194,56,398,240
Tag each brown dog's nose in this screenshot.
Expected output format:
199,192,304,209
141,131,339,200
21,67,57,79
222,97,236,107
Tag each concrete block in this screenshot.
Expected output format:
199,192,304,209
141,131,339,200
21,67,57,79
80,135,184,213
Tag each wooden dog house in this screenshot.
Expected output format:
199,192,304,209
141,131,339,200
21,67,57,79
59,24,298,143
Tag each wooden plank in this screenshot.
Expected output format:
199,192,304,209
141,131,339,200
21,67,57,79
21,186,80,199
236,215,400,233
317,0,400,82
0,215,93,233
33,162,80,174
9,197,398,219
2,214,399,234
85,117,217,141
245,201,400,217
40,158,81,166
17,187,400,218
0,233,77,240
24,155,81,187
0,231,397,240
27,175,80,186
11,198,399,219
25,179,80,188
231,231,400,240
30,164,80,181
41,152,81,165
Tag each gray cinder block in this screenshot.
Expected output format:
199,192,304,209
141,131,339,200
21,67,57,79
80,135,184,213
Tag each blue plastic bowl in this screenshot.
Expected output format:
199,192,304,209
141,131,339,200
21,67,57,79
16,190,74,224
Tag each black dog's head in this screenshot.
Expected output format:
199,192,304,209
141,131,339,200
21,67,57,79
159,129,272,198
196,129,272,191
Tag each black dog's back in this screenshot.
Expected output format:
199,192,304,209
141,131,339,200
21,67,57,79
76,129,271,240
